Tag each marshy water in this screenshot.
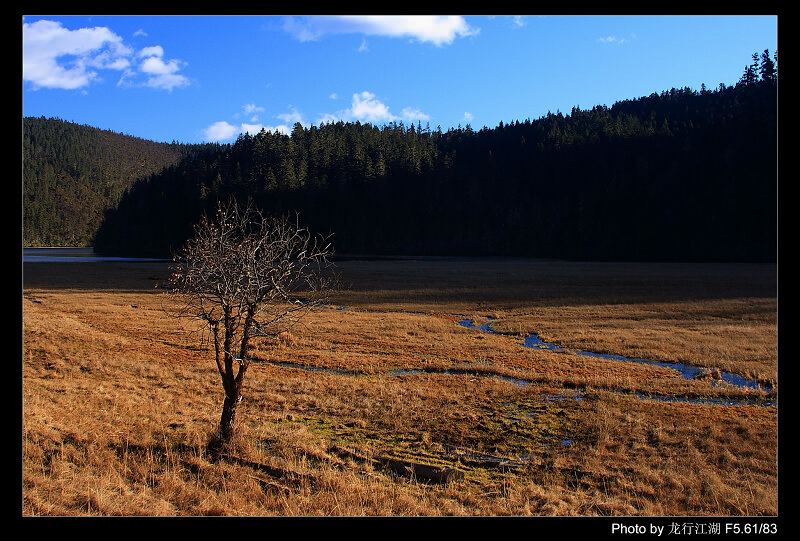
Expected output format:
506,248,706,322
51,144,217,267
457,316,775,406
262,310,775,408
26,249,774,408
460,317,771,391
23,247,168,263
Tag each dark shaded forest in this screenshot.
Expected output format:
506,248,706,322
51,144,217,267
29,51,778,262
22,118,204,247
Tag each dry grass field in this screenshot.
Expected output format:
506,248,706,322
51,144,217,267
22,257,778,516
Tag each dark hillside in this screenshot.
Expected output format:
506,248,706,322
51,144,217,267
22,117,201,247
94,73,777,262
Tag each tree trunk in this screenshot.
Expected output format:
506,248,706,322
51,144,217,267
218,393,240,443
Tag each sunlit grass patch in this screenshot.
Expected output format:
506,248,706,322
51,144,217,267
22,258,776,516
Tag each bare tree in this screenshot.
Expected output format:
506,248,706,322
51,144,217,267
167,198,336,448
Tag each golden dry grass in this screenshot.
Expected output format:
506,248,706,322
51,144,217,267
22,258,777,516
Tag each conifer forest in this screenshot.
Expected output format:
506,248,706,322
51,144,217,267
25,50,777,263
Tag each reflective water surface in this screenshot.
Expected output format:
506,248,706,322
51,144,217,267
23,247,168,263
458,317,775,404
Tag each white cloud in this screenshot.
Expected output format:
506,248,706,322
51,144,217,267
138,45,164,58
259,106,306,136
264,124,292,135
350,91,393,123
400,107,430,122
209,98,425,142
204,121,240,142
204,105,304,142
284,15,478,46
23,19,189,92
243,103,265,115
140,55,178,75
23,19,131,89
240,103,266,122
84,48,131,72
241,122,264,134
138,52,189,91
281,16,322,43
144,72,189,91
317,113,339,125
317,91,429,126
598,36,625,45
277,106,304,126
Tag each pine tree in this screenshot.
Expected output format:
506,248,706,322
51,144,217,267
751,53,761,81
740,53,760,86
760,49,777,83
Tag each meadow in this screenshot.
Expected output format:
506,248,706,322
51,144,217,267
22,257,778,516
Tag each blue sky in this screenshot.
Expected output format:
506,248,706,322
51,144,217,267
22,15,778,144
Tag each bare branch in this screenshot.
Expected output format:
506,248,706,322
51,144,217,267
164,197,338,443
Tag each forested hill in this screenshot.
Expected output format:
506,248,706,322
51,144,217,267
93,74,777,263
22,117,205,247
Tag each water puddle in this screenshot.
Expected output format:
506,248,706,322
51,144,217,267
458,317,775,406
260,311,774,408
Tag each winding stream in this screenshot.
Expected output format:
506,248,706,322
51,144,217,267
262,312,774,408
459,317,771,391
458,317,775,406
257,312,774,473
26,250,774,409
258,311,776,475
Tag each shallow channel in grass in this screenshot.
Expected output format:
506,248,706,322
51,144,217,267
459,317,774,394
260,312,775,408
242,300,775,408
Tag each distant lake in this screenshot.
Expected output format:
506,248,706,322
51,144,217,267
23,248,169,263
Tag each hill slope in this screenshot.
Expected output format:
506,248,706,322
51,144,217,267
94,80,777,262
22,117,198,247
